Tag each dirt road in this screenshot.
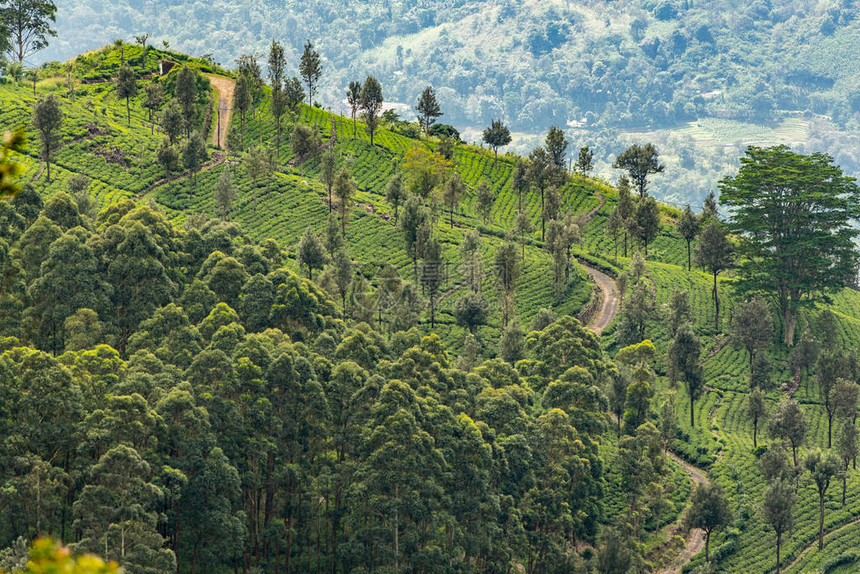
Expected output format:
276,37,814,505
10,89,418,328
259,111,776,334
655,453,709,574
580,263,619,334
207,75,235,148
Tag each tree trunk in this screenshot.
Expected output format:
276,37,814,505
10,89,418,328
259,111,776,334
330,514,337,574
690,396,695,427
394,485,400,574
843,470,848,506
819,494,825,550
264,452,275,528
686,240,692,271
713,271,720,332
284,514,293,574
753,418,758,449
783,306,797,347
828,412,833,449
174,499,181,573
705,530,710,562
316,498,322,574
776,532,781,574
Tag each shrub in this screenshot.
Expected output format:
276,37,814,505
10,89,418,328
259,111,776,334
711,540,736,562
752,444,769,458
429,123,461,141
821,551,859,573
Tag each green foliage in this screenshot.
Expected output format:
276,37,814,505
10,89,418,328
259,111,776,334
296,228,327,280
12,45,860,574
544,125,568,170
299,40,322,107
213,167,236,218
31,94,62,182
695,220,734,332
360,75,383,145
720,146,860,345
0,129,25,199
2,538,119,573
687,482,732,562
113,63,137,126
1,0,57,63
482,119,511,158
613,143,665,197
669,323,704,426
415,85,442,132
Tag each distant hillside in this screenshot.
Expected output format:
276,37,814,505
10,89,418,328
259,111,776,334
3,44,622,353
47,0,859,128
9,45,860,574
43,0,860,206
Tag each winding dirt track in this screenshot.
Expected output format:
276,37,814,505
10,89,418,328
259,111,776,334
580,264,618,334
207,75,234,148
574,204,709,571
573,191,619,334
782,516,860,572
655,453,709,574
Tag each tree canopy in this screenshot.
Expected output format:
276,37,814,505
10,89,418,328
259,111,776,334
0,0,56,63
720,146,860,345
482,119,511,159
613,143,664,197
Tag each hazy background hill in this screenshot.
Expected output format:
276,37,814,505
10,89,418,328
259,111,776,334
45,0,860,206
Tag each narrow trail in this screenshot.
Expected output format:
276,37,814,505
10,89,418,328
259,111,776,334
607,413,712,574
783,516,860,573
137,152,233,199
584,191,607,221
207,75,235,149
573,192,620,334
579,264,618,335
31,162,45,183
655,452,709,574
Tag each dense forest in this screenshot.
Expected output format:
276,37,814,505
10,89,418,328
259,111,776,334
5,2,860,574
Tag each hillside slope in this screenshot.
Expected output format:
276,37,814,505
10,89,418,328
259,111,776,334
48,0,860,131
43,0,860,206
4,45,612,353
9,45,860,573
